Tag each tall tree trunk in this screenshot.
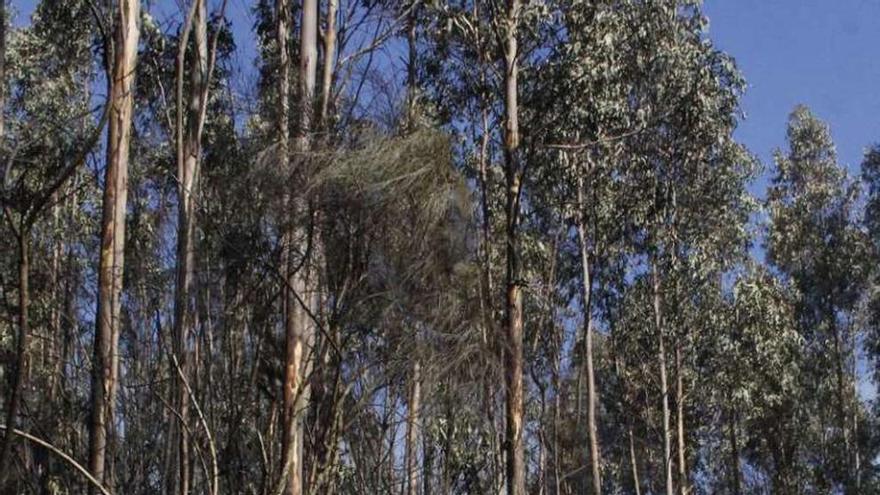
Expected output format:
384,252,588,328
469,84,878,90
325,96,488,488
576,175,602,495
279,1,317,493
728,407,741,495
310,0,337,482
422,428,433,495
275,0,294,491
89,1,139,490
652,261,674,495
405,1,418,128
552,337,562,495
50,203,63,395
319,0,337,127
0,234,29,488
0,0,10,482
383,380,398,493
675,344,687,495
405,360,422,495
0,0,5,137
616,351,640,495
628,424,641,495
172,2,209,493
501,1,524,494
403,16,421,490
851,351,861,493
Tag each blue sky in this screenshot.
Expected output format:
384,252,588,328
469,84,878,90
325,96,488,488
704,0,880,189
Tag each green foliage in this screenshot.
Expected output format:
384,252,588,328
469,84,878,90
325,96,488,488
1,2,878,494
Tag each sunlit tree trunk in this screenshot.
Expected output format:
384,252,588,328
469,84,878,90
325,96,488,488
501,1,524,493
89,1,140,491
279,1,317,493
576,174,602,495
675,344,687,495
275,0,295,490
652,261,674,495
629,424,641,495
405,360,422,495
171,1,209,492
319,0,337,127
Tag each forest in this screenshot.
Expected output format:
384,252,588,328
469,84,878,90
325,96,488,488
0,0,878,494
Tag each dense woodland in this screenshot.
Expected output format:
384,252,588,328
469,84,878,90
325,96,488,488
0,0,879,494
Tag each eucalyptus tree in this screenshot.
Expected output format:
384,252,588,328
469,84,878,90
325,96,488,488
162,1,230,493
4,1,880,494
0,1,103,489
279,0,315,488
88,0,140,489
534,2,654,490
860,144,880,495
418,4,510,487
722,268,804,494
864,144,880,391
766,106,871,493
609,2,752,493
418,1,560,491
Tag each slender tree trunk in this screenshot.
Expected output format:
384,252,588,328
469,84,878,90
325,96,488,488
45,210,66,493
0,3,10,475
0,0,5,137
552,341,562,495
405,360,422,495
422,428,433,495
851,351,861,493
652,261,674,495
0,234,29,488
279,1,317,493
275,0,295,491
484,381,504,495
501,1,524,494
728,407,741,495
50,203,63,394
404,19,421,491
616,352,640,495
383,381,397,493
172,2,209,493
537,410,545,495
675,344,687,495
404,1,418,129
576,175,602,495
0,0,10,482
309,1,338,483
296,0,317,149
319,0,337,127
89,2,139,490
628,424,641,495
478,107,492,286
441,398,453,494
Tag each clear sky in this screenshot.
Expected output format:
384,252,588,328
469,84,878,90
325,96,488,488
704,0,880,190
